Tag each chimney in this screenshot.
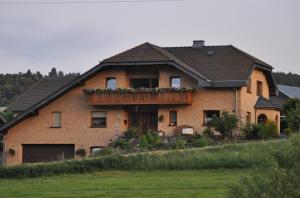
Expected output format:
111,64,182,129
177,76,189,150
193,40,205,48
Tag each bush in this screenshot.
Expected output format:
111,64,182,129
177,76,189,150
283,98,300,131
172,139,187,149
93,147,115,156
192,137,209,147
124,127,138,140
113,138,132,150
229,134,300,198
241,123,262,139
0,139,287,178
210,112,238,138
259,121,278,139
284,128,294,137
75,148,86,157
138,133,161,150
203,127,214,138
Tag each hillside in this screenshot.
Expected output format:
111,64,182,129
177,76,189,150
0,68,79,107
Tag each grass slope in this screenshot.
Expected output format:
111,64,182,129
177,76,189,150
0,139,284,178
0,170,250,198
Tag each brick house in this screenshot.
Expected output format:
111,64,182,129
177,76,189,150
0,40,280,166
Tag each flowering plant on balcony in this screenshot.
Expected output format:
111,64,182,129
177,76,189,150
83,87,194,95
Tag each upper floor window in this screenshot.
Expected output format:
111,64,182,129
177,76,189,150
106,77,116,90
169,110,177,126
51,112,61,128
170,77,181,88
91,111,107,128
203,110,220,125
256,81,263,96
247,78,252,93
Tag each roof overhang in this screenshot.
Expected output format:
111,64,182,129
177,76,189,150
100,61,211,87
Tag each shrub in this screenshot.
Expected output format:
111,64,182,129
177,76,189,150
229,134,300,198
192,137,209,147
113,138,132,150
138,133,161,150
172,139,187,149
241,123,262,139
203,127,214,138
124,127,138,140
210,111,238,138
259,121,278,139
75,148,86,157
284,128,294,137
283,98,300,131
93,147,115,156
0,139,287,178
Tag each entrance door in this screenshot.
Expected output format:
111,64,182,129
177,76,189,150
128,111,158,136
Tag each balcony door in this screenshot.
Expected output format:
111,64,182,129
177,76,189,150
128,107,158,136
130,78,158,89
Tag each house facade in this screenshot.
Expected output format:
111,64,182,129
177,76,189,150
0,41,280,166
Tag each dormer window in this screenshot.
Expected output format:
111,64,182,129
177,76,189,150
106,77,116,90
170,77,181,88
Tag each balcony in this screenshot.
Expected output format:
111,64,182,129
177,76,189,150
83,88,193,105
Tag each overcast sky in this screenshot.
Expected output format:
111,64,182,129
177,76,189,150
0,0,299,75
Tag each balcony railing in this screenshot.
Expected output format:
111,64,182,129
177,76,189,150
84,88,193,105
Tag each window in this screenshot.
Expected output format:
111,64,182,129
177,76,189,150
203,110,220,125
51,112,61,128
169,111,177,126
170,77,181,88
106,77,116,90
246,112,251,123
247,78,252,93
257,114,267,125
91,111,107,128
90,147,103,156
256,81,263,96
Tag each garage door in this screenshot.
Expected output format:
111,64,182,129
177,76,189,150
22,144,75,163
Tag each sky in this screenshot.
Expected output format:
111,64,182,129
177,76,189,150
0,0,299,75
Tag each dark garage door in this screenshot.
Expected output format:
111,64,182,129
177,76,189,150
22,144,75,163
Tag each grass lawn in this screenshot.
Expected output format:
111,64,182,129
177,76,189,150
0,169,249,198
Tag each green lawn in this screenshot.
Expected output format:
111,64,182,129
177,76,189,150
0,169,249,198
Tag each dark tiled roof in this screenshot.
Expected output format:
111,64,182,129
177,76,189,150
277,85,300,98
255,96,280,110
7,76,77,112
103,42,273,82
103,42,171,63
0,114,6,125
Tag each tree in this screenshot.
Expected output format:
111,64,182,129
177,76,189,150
209,111,238,137
48,67,58,77
283,98,300,132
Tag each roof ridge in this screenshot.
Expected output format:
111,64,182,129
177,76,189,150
103,42,156,62
229,45,273,69
163,45,231,48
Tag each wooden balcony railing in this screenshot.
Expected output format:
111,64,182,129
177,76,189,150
84,89,193,105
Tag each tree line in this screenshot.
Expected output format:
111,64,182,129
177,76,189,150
0,67,79,107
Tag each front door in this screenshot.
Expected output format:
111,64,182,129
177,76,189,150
129,111,158,136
